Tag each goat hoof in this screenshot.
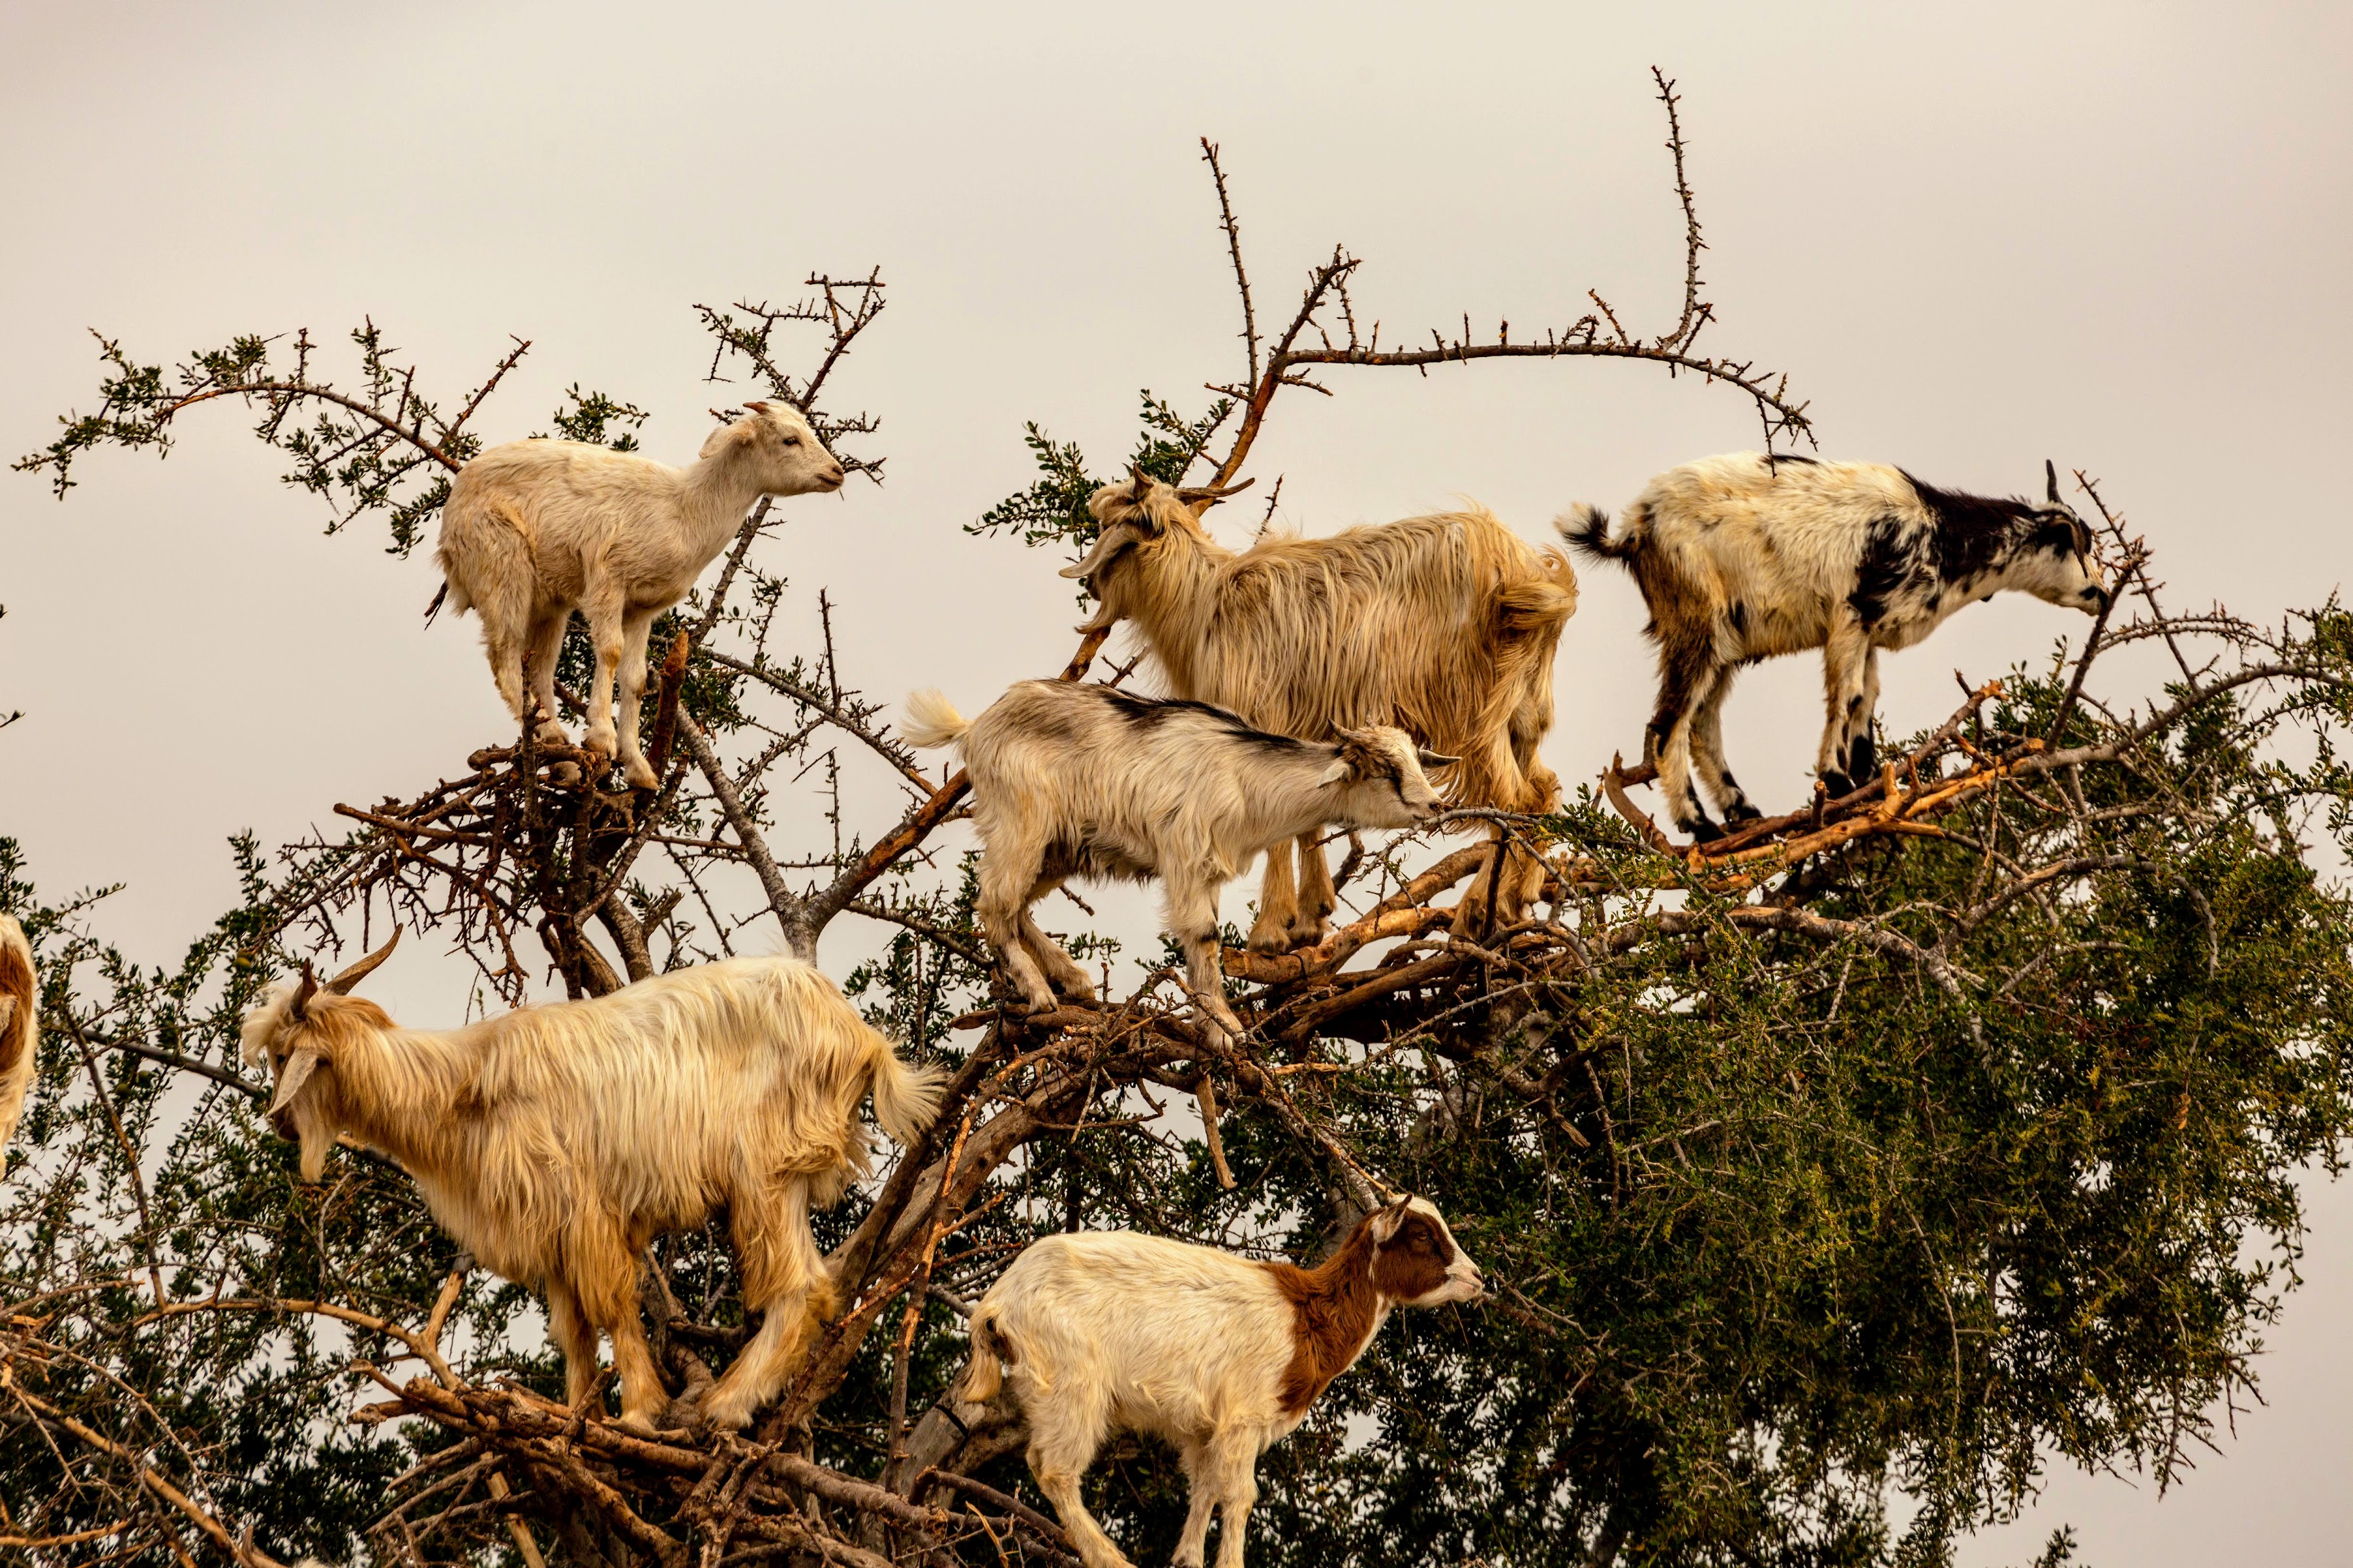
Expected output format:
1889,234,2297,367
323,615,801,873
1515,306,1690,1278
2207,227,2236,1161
1819,770,1855,800
548,760,583,787
1682,819,1724,844
622,759,661,791
1726,802,1763,823
1245,925,1293,956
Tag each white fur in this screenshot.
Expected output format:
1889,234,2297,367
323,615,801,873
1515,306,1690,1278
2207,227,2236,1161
240,950,942,1433
435,403,845,788
904,682,1447,1041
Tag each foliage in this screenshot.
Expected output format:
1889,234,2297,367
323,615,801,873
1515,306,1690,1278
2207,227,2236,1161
8,84,2353,1568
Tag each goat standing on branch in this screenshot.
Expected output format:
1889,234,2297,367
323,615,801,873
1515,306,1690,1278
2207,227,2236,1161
1567,453,2108,839
901,680,1450,1041
240,933,943,1434
433,401,846,788
955,1198,1484,1568
0,916,36,1152
1061,473,1572,948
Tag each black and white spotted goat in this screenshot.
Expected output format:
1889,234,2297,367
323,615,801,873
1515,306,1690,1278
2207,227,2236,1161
1565,453,2108,840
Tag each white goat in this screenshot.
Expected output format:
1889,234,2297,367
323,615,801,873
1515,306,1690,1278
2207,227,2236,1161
960,1198,1484,1568
1062,474,1577,950
435,402,845,788
0,915,36,1152
240,934,942,1434
901,682,1450,1041
1566,453,2109,840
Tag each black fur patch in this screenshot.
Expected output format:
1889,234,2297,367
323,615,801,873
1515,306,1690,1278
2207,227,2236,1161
1729,600,1747,634
1764,451,1818,467
1849,516,1911,627
1096,688,1308,751
1902,472,2035,585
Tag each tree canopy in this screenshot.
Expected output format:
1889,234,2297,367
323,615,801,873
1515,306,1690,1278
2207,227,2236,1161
5,76,2352,1568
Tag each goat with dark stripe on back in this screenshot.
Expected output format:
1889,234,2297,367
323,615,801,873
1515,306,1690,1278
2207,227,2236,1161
1566,453,2108,840
901,680,1452,1044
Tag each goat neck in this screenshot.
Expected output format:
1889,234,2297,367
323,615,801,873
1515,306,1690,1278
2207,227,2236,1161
675,442,785,562
1261,1221,1392,1416
287,997,482,1183
1102,516,1235,669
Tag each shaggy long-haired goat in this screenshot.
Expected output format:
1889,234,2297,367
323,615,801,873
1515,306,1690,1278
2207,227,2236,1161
1567,453,2108,840
240,935,942,1434
901,682,1449,1042
1062,474,1577,950
959,1198,1483,1568
435,402,845,789
0,916,36,1152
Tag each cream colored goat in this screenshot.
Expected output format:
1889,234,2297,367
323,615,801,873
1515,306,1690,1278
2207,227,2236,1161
435,402,845,788
0,916,36,1152
240,935,942,1434
1062,474,1576,950
960,1199,1484,1568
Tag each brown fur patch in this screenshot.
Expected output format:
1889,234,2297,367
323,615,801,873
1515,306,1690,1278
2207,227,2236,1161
0,932,32,1082
1264,1207,1456,1417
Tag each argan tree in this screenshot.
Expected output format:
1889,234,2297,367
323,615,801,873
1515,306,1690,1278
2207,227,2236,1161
5,74,2351,1568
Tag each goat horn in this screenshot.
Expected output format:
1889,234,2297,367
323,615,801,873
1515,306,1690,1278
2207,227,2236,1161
1173,476,1255,502
745,400,770,414
325,929,401,995
288,964,320,1023
1127,465,1153,502
2045,459,2062,505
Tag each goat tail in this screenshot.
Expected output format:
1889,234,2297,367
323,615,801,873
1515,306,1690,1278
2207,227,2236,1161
0,915,37,1150
1557,501,1638,566
867,1034,949,1147
422,579,450,624
959,1306,1009,1403
899,689,971,752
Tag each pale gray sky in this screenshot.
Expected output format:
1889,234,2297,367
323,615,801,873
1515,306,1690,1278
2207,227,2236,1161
4,3,2350,1561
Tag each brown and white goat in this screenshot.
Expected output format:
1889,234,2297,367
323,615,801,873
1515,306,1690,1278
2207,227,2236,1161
0,915,36,1152
958,1198,1483,1568
435,402,845,788
240,935,943,1434
1061,474,1577,949
1567,453,2109,840
901,681,1450,1043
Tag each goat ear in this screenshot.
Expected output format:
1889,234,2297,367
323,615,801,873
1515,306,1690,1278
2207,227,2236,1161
267,1045,322,1117
1315,754,1353,787
1368,1197,1412,1243
1416,749,1459,771
325,929,399,995
2045,459,2062,506
700,420,755,460
0,997,12,1034
287,964,320,1023
1060,522,1144,584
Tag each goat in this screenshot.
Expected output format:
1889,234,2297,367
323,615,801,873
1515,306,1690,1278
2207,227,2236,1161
1565,453,2108,840
434,402,845,789
0,916,35,1152
240,933,943,1434
901,682,1450,1042
1060,473,1577,950
958,1197,1483,1568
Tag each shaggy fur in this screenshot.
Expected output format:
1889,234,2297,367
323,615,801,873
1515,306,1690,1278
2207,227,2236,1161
959,1198,1483,1568
902,681,1449,1043
0,916,36,1152
435,402,845,788
240,941,942,1434
1061,474,1577,950
1567,453,2107,839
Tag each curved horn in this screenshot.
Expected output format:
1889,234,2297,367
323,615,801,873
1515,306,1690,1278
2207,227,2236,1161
1173,476,1256,503
1128,464,1153,503
325,929,400,995
2045,459,2062,505
745,400,771,414
287,963,320,1023
1416,748,1461,771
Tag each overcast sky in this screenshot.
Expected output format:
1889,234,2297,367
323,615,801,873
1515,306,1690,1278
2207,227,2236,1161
4,3,2350,1562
